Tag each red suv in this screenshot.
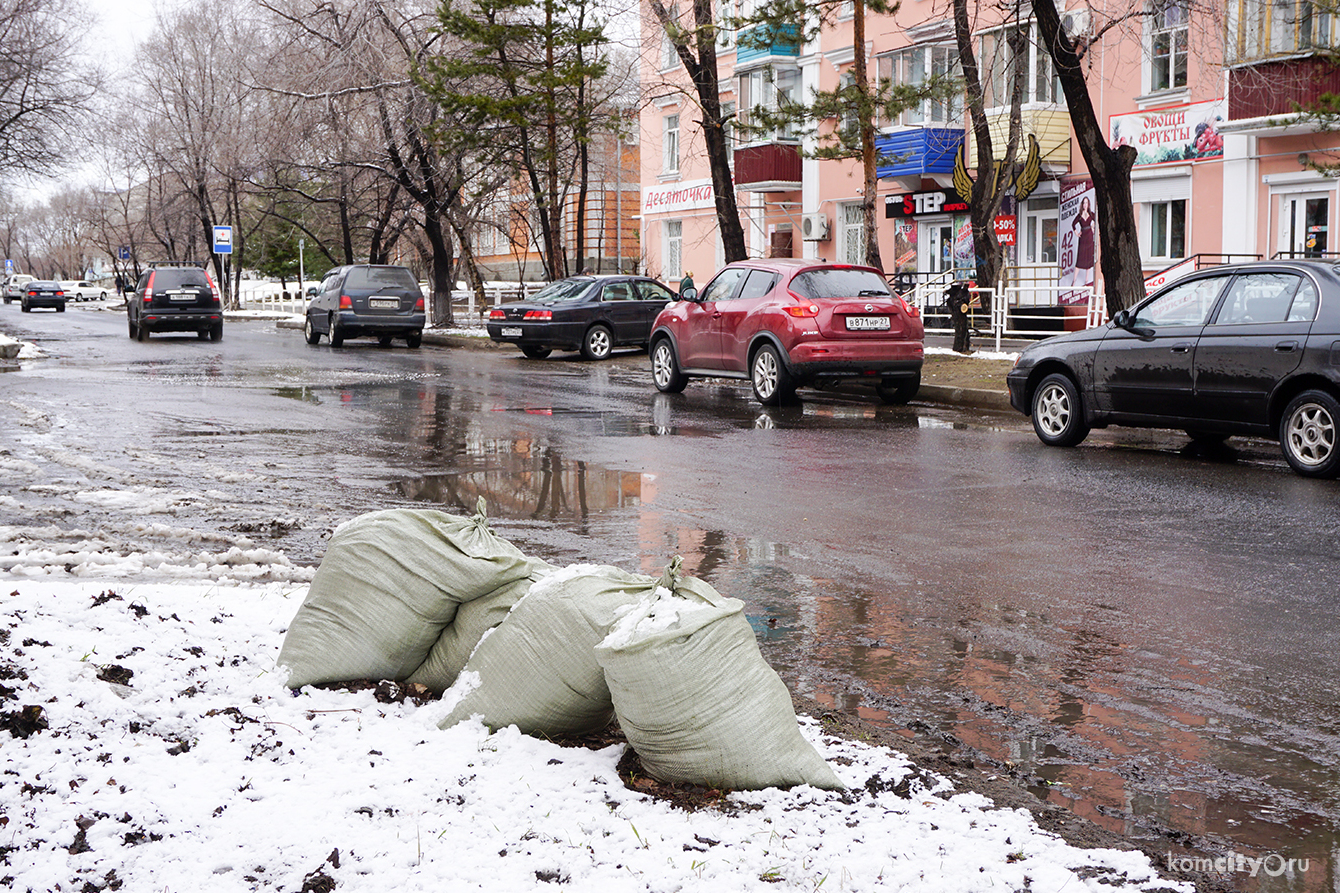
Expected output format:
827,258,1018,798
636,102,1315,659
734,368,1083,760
648,259,924,405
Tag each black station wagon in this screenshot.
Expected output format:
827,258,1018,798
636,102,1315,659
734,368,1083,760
128,266,222,341
486,275,677,360
304,264,425,348
1007,260,1340,478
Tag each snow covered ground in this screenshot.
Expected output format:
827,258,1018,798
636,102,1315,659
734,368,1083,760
1,572,1189,893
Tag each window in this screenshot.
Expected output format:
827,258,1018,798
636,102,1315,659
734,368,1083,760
1213,273,1302,324
737,67,799,143
665,220,683,279
602,282,634,302
663,114,680,174
1149,199,1186,259
979,22,1062,108
738,270,777,300
1150,0,1188,91
1134,276,1228,327
700,266,747,302
721,100,737,171
1024,198,1059,265
841,203,865,265
660,6,681,70
1228,0,1337,61
877,44,962,126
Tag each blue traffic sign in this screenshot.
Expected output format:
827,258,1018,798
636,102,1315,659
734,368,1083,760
213,226,233,255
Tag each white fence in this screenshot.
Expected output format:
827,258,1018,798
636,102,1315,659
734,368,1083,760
906,280,1109,351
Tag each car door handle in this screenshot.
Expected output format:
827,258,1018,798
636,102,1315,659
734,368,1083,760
1170,342,1192,353
1275,340,1299,352
712,311,723,319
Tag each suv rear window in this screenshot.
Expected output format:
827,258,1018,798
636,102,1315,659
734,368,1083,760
346,266,418,290
790,268,891,300
152,269,210,289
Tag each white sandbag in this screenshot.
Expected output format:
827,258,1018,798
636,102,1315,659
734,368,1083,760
594,564,844,791
438,564,664,735
277,500,539,688
406,572,541,693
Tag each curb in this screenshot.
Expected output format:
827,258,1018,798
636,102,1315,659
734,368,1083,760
274,319,1011,411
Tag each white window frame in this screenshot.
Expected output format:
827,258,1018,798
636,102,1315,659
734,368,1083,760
1147,199,1187,261
737,67,800,145
979,21,1063,110
1148,0,1189,93
876,44,962,127
660,6,681,71
663,113,680,175
841,202,865,265
665,220,683,280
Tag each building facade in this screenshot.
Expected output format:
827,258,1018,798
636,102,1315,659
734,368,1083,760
639,0,1340,307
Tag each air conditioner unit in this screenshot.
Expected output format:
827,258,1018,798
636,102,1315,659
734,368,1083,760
802,212,831,241
1062,7,1090,39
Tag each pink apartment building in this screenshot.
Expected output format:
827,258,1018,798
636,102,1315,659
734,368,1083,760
638,0,1340,307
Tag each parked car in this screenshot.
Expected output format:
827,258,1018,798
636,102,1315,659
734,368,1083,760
303,264,425,348
486,274,678,360
3,274,33,304
61,280,108,302
20,280,65,313
647,259,924,405
127,265,223,341
1007,260,1340,478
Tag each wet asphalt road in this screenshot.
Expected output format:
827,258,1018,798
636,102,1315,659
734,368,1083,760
2,302,1338,890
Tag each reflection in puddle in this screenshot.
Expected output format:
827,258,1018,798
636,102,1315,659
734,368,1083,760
394,449,648,520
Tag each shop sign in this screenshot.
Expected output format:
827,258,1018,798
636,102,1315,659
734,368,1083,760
885,189,971,218
1108,98,1227,167
993,215,1017,246
641,179,715,214
1144,256,1197,295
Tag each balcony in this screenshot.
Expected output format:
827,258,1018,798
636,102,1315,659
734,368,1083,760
875,128,963,181
735,23,800,66
733,142,802,191
1229,56,1340,120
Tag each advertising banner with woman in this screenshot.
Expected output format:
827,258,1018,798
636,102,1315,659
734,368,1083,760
1058,179,1097,305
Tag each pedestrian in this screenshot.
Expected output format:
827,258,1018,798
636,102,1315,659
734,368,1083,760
680,270,694,295
946,281,972,354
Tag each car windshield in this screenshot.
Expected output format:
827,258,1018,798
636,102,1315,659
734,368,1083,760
153,269,210,289
790,268,891,300
346,267,418,290
530,278,593,304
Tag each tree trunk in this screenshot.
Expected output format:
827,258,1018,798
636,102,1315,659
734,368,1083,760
854,0,882,269
1031,0,1142,315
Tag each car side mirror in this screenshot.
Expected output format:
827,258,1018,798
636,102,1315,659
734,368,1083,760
1112,309,1131,328
680,286,698,302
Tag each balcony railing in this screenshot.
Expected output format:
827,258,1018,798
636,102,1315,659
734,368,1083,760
733,142,802,190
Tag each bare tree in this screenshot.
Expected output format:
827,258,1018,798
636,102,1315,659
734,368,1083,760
0,0,101,177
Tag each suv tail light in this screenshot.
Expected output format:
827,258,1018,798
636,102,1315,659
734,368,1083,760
205,272,221,305
489,309,505,320
524,309,552,320
784,291,820,317
899,295,920,318
143,271,156,303
339,295,352,310
414,296,424,311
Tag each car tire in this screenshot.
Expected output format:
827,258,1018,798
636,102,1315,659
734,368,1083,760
56,302,65,312
329,315,344,347
651,338,688,393
304,315,321,345
20,299,29,312
581,325,613,360
209,322,223,342
751,343,796,406
378,335,393,347
198,329,210,340
128,316,137,339
1280,389,1340,478
877,373,921,405
1030,372,1089,447
521,346,552,359
406,331,422,349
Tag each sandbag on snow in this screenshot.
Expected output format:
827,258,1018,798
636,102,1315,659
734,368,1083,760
277,500,543,689
405,573,538,693
438,564,671,735
594,563,844,792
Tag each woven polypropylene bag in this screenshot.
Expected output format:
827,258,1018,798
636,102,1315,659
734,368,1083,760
277,500,538,688
594,565,844,791
438,564,657,735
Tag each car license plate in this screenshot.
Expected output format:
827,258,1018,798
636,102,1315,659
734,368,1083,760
369,298,399,309
168,291,195,302
501,327,523,338
846,315,890,331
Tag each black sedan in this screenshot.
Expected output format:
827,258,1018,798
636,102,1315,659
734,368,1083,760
486,275,678,360
20,280,65,313
1007,260,1340,478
